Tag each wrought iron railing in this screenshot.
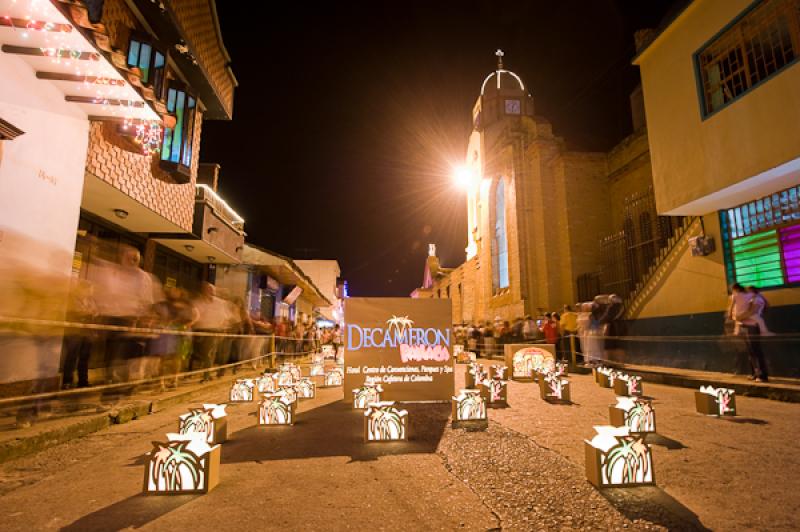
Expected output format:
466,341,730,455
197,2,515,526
597,186,685,300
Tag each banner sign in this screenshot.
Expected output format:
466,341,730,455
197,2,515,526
344,298,454,402
283,286,303,305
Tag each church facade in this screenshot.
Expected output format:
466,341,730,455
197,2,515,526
413,51,655,324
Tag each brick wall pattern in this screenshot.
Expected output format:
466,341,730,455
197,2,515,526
166,0,236,117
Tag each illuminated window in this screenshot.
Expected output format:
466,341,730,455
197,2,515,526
720,185,800,288
160,83,197,181
127,34,167,100
493,179,509,292
696,0,800,116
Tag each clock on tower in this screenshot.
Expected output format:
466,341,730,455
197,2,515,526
504,99,521,115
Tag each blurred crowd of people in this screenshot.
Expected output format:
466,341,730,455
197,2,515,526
59,244,342,392
451,295,624,364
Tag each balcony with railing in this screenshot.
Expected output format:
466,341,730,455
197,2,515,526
191,183,245,263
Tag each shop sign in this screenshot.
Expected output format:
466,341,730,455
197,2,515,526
344,298,454,401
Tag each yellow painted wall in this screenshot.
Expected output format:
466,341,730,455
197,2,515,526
636,0,800,214
637,216,729,318
635,213,800,318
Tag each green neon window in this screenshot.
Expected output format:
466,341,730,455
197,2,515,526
723,185,800,289
160,83,197,176
127,35,166,99
732,230,785,288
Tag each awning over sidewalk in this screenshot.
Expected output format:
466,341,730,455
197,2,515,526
242,244,331,308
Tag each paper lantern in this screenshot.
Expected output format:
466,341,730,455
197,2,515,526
695,385,736,416
511,347,547,381
353,383,383,409
312,352,325,365
538,373,571,403
177,404,228,445
479,377,508,408
309,363,325,377
539,357,555,374
465,362,487,389
594,367,616,389
276,364,300,386
553,361,569,377
609,397,656,434
612,373,643,396
585,426,654,488
295,377,316,399
451,389,488,429
490,364,508,380
321,345,335,359
258,391,296,425
364,401,408,442
323,367,344,387
229,379,256,402
278,385,298,404
454,346,477,364
453,344,465,362
144,434,220,494
256,374,277,393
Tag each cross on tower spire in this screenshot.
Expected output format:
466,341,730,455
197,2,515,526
495,49,504,70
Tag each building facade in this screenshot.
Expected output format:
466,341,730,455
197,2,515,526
630,0,800,330
215,244,330,326
418,2,800,376
295,259,345,325
414,52,664,326
0,0,240,392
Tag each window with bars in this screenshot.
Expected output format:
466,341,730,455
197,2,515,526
696,0,800,116
721,185,800,288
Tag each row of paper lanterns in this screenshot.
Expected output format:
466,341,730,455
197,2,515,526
585,365,737,487
142,355,344,495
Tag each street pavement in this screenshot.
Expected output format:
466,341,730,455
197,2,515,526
0,362,797,531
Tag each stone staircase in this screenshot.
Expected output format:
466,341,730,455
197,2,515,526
623,216,701,320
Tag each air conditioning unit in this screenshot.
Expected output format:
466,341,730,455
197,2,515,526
689,235,715,256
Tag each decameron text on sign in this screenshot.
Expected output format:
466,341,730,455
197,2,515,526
343,298,454,402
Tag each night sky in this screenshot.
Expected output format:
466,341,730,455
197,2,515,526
201,0,678,297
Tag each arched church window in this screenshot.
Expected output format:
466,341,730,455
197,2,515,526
493,178,510,292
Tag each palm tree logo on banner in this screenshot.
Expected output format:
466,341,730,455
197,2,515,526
386,315,414,341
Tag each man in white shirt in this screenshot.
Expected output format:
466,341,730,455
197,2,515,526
90,245,159,383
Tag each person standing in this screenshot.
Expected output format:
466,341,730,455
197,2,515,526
522,315,535,342
155,287,197,388
90,244,158,384
294,320,306,355
542,312,559,345
61,278,97,389
729,284,769,382
190,282,228,381
559,305,579,362
275,318,289,353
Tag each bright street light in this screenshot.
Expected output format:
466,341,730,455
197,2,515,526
453,165,476,189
